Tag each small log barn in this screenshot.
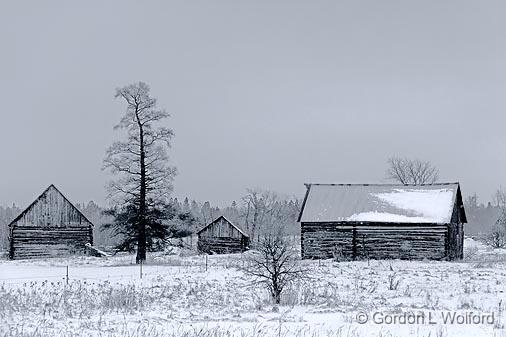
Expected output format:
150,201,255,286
197,216,250,254
298,183,467,260
8,184,94,259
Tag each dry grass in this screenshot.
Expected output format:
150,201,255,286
0,322,401,337
2,248,506,337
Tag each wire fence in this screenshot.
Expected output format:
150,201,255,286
0,253,251,284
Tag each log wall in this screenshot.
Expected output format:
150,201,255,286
197,236,249,254
10,226,93,259
301,222,454,260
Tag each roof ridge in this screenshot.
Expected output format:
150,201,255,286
306,182,459,187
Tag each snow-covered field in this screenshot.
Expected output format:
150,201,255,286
1,238,506,337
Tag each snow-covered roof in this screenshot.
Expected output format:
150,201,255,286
298,183,466,224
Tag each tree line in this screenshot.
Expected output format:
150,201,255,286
0,192,300,253
91,192,300,250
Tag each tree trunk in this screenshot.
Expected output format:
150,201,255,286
251,208,258,241
136,109,147,264
272,276,281,304
273,288,281,304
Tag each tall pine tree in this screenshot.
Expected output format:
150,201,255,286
103,82,176,263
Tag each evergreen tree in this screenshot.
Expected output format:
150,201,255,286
103,82,176,263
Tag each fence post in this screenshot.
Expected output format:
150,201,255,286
140,260,143,279
352,226,357,260
205,255,208,272
66,265,69,284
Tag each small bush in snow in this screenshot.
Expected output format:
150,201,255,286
485,208,506,248
240,230,309,305
463,246,480,261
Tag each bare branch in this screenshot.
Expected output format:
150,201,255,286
386,157,439,185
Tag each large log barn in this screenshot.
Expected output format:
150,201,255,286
197,216,250,254
8,184,94,259
298,183,467,261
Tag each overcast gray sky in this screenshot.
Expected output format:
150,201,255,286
1,1,506,208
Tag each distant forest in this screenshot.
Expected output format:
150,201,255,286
0,190,500,252
0,190,301,251
463,193,502,236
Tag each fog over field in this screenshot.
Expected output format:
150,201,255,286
2,1,506,207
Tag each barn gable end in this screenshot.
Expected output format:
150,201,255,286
197,216,249,254
9,185,94,259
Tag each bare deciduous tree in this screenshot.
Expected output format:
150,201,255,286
486,206,506,248
386,157,439,184
493,187,506,208
486,227,506,249
241,229,307,304
242,189,263,240
103,82,176,263
241,189,299,241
